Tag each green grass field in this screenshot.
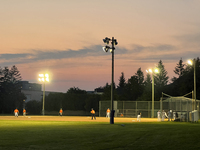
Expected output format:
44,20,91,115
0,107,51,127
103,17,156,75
0,120,200,150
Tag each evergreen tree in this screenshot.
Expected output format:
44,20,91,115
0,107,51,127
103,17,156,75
101,83,117,101
135,68,144,85
154,60,169,87
137,73,152,101
0,66,25,113
154,60,169,101
125,68,144,101
171,58,185,82
117,72,127,100
118,72,126,88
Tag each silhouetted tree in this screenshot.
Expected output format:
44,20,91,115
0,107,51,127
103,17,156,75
101,83,117,101
84,94,100,112
155,60,169,87
125,68,144,101
138,73,152,101
171,58,185,82
0,66,25,114
45,93,65,111
63,87,87,110
117,72,127,100
26,100,41,115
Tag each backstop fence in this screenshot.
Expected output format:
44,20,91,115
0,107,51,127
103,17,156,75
99,97,200,119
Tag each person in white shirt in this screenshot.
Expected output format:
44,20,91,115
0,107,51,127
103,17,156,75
157,110,161,121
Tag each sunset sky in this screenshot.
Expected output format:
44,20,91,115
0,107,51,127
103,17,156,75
1,1,200,92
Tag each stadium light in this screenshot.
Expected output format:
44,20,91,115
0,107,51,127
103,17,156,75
102,37,118,124
188,59,197,110
146,68,159,118
38,73,49,115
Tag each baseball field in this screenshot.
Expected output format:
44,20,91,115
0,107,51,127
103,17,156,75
0,116,200,150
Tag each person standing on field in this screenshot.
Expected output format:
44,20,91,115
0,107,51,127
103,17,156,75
14,108,19,117
59,108,63,116
106,108,110,118
157,110,161,121
91,108,96,120
173,110,176,121
168,110,172,121
137,112,141,122
162,110,167,121
23,109,26,116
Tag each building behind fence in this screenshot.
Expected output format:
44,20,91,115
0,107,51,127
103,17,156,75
99,97,200,119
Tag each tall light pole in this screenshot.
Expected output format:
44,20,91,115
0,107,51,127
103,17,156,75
38,73,49,115
102,37,118,124
146,68,159,118
188,59,196,110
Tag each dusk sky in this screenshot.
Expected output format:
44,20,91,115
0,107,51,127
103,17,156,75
1,1,200,92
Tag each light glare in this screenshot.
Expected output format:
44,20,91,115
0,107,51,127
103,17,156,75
188,60,193,65
39,74,44,77
154,68,159,73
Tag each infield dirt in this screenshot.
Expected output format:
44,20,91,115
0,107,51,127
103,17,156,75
0,116,168,122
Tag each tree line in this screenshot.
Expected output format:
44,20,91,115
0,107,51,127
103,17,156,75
0,66,26,114
1,58,200,114
99,58,200,102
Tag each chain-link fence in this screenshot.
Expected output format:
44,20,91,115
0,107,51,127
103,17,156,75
99,101,160,118
99,98,200,120
161,97,200,121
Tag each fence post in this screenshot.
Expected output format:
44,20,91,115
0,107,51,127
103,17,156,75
187,100,188,122
99,101,101,117
148,101,150,118
123,101,124,116
136,101,137,118
160,97,162,114
180,99,182,121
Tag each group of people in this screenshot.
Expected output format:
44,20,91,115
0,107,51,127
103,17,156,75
157,110,178,121
13,108,26,117
13,108,63,117
90,108,110,120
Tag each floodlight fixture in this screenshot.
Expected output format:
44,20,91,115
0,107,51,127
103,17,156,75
103,37,111,44
39,74,44,77
111,39,118,45
146,68,158,74
154,68,159,73
110,47,115,53
102,46,111,52
187,60,193,65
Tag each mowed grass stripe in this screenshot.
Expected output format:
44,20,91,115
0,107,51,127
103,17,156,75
0,120,200,150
